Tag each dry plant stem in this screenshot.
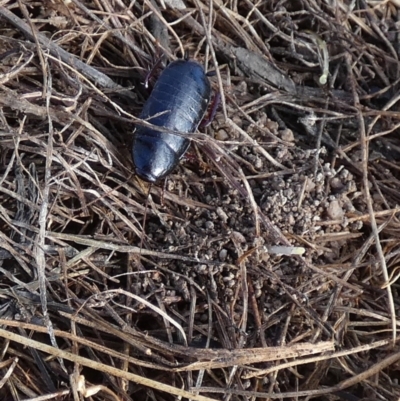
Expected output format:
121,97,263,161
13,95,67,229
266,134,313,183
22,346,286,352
0,319,171,371
226,118,285,169
68,306,330,366
196,349,400,398
17,0,47,97
345,53,397,343
0,6,130,94
242,336,400,379
121,258,133,393
339,93,400,154
144,0,184,56
172,6,305,97
0,328,218,401
0,319,333,370
319,207,400,226
23,20,67,370
193,0,227,120
87,288,188,344
0,49,34,85
202,293,215,374
173,342,334,371
46,231,223,264
11,389,71,400
0,357,18,389
72,0,152,61
239,166,259,236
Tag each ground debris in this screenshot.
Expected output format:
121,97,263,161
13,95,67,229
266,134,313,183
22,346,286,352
0,1,399,400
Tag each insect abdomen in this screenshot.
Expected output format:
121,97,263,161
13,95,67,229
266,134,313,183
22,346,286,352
133,59,211,183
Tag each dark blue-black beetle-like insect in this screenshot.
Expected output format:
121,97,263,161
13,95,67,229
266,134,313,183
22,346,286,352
132,59,212,183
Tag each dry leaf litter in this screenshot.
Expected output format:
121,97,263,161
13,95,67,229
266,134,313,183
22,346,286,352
0,1,399,400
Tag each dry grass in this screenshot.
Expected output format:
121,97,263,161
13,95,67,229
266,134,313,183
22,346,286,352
0,0,399,400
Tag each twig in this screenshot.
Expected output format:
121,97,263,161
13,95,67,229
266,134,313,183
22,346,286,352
0,6,133,97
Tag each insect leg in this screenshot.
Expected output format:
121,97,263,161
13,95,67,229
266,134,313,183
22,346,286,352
200,91,221,128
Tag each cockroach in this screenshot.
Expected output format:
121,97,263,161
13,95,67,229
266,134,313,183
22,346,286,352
132,58,212,183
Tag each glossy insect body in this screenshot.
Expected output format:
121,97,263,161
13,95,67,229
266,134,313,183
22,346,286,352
132,59,211,183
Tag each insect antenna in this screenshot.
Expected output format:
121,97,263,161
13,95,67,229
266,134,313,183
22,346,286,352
144,55,164,89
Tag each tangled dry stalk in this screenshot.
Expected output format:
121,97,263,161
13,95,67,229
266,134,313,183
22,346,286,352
0,0,400,400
